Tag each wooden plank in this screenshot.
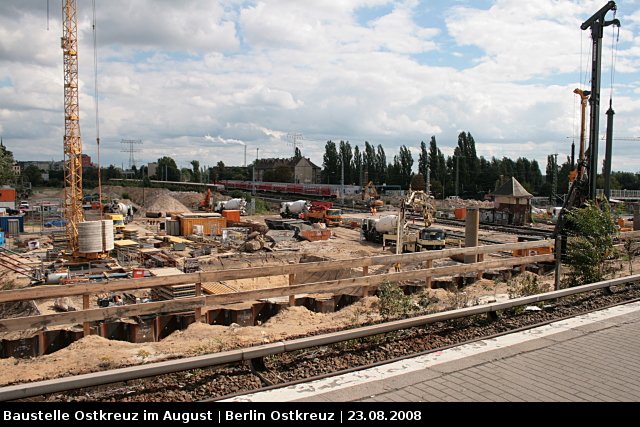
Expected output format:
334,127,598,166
362,265,369,297
288,273,296,307
0,272,201,303
204,254,553,306
194,283,203,322
82,294,90,336
425,259,433,289
0,240,554,303
0,297,205,333
0,254,552,333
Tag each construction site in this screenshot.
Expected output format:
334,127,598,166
1,1,639,402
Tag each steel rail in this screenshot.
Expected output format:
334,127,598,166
209,295,640,402
1,273,638,401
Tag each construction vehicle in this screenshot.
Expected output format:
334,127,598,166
198,188,214,211
301,201,343,227
555,3,621,247
104,200,133,223
104,213,126,237
362,181,384,209
214,198,247,215
280,200,308,219
416,227,447,250
361,189,442,252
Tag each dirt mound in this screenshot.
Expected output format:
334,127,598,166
146,194,191,214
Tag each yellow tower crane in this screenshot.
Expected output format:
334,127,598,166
61,0,85,253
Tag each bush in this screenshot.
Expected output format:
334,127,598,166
121,192,130,200
377,281,413,319
563,200,618,287
507,274,548,299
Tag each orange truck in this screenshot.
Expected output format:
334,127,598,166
302,201,343,227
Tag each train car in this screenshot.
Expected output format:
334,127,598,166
218,180,341,198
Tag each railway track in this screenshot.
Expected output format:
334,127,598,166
8,276,640,402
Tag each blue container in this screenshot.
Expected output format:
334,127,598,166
0,231,4,246
0,215,24,234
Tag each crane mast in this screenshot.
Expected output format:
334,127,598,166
62,0,84,253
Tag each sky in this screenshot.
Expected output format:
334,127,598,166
1,0,639,176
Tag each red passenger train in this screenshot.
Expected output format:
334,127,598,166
216,180,340,198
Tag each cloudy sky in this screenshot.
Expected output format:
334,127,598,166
1,0,639,175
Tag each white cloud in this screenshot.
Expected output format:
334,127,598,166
0,0,638,176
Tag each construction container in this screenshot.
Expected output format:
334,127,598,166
222,209,241,222
0,188,16,210
178,214,226,236
0,216,23,234
299,229,332,241
132,268,145,278
7,219,20,236
166,219,180,236
454,207,467,220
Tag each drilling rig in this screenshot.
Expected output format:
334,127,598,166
553,1,620,241
61,0,85,253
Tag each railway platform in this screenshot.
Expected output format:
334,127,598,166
227,301,640,402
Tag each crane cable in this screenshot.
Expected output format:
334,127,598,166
92,0,103,219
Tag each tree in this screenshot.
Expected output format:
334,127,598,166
429,137,446,197
322,140,339,184
0,140,16,185
563,201,617,287
106,165,123,180
155,157,180,181
191,160,202,183
397,145,414,190
339,141,353,185
411,174,426,191
364,141,376,183
22,165,43,187
294,146,302,158
180,168,192,182
351,145,363,186
375,145,387,183
418,140,428,180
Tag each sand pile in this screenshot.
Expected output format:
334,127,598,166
146,194,191,213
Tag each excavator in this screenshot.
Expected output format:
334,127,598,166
362,181,384,210
198,188,214,211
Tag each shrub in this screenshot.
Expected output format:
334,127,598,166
377,281,413,319
563,200,618,286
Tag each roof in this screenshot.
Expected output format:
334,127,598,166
255,157,321,170
493,177,533,198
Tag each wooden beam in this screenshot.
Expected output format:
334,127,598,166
0,254,552,333
0,240,554,304
425,259,433,289
0,297,205,333
288,273,296,307
82,294,90,336
204,254,553,306
194,283,203,322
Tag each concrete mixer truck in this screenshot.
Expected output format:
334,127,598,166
104,200,134,223
214,198,247,215
280,200,309,219
361,214,446,252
